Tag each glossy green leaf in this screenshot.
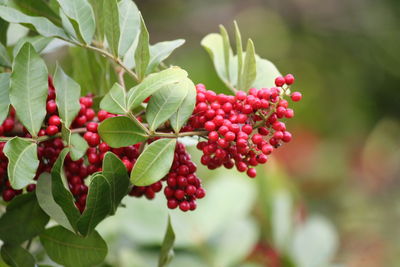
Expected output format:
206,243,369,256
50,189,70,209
69,133,88,161
238,39,256,91
118,0,140,57
1,244,35,267
88,0,105,42
252,57,281,89
40,226,108,267
10,42,48,137
77,174,111,236
54,64,81,128
0,42,10,68
127,67,188,109
13,0,61,26
98,116,147,148
104,0,120,56
219,25,231,81
158,216,176,267
102,152,130,214
0,73,10,125
147,39,185,73
0,193,49,245
131,138,176,186
12,36,52,57
99,83,127,114
234,21,243,89
146,78,190,131
3,137,38,190
134,13,150,81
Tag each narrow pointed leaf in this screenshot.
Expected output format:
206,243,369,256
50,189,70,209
131,138,176,186
99,83,127,114
1,244,35,267
0,42,10,68
0,73,10,125
147,39,185,73
118,0,140,57
234,21,243,89
239,39,256,91
69,133,88,161
219,25,231,81
158,216,176,267
104,0,120,56
134,13,150,81
169,79,196,133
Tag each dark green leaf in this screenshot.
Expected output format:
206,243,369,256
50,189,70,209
1,244,35,267
40,226,108,267
238,39,256,91
234,21,243,89
118,0,140,57
69,133,88,161
131,138,176,186
0,42,10,68
0,18,8,45
134,13,150,81
158,216,176,267
147,39,185,73
0,73,10,125
104,0,120,56
219,25,231,81
13,0,61,26
12,36,52,57
88,0,105,42
99,83,127,114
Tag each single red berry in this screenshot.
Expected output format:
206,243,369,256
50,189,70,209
46,125,59,136
46,100,57,114
284,74,295,85
275,76,285,87
48,115,61,126
179,201,190,212
2,189,16,201
167,199,178,209
208,131,219,142
247,168,257,178
291,92,302,102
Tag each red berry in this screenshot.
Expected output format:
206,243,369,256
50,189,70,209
284,74,295,85
2,189,15,201
247,168,257,178
291,92,302,102
46,125,59,136
179,201,190,212
275,76,285,87
48,115,61,126
46,100,57,114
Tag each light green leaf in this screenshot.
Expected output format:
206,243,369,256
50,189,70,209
59,7,78,40
40,226,108,267
219,25,231,81
13,0,61,27
134,13,150,81
252,57,281,89
69,133,88,161
147,39,185,73
131,138,176,186
0,73,10,125
238,39,256,91
158,216,176,267
234,21,243,89
54,64,81,128
127,67,188,109
88,0,105,42
104,0,120,56
1,244,35,267
12,36,52,57
98,116,147,148
146,78,191,131
10,42,48,137
0,42,10,67
3,137,38,190
118,0,140,57
102,152,130,214
99,83,127,114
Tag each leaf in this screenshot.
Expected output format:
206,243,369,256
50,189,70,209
0,18,8,45
118,0,140,57
147,39,185,73
13,0,61,27
12,36,52,57
59,7,78,40
238,39,256,91
131,138,176,186
219,25,231,81
146,78,190,131
1,244,35,267
57,0,96,44
99,83,127,114
10,42,48,137
36,173,76,232
98,116,147,148
54,64,81,128
102,152,130,214
3,137,38,190
0,42,10,68
158,216,176,267
69,133,88,161
104,0,120,56
88,0,105,42
169,78,196,133
0,73,10,125
134,13,150,81
77,174,111,236
234,21,243,89
0,6,67,39
127,67,188,109
0,193,49,245
40,226,108,267
252,57,281,89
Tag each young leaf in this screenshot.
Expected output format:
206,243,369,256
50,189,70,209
104,0,120,57
3,137,39,190
12,36,52,57
40,226,108,267
13,0,62,27
0,42,11,68
219,25,231,81
99,83,127,114
158,216,176,267
69,133,89,161
0,193,49,245
102,152,130,214
169,79,196,133
127,67,188,109
251,57,281,89
147,39,185,73
1,244,35,267
77,174,111,236
0,73,10,125
131,138,176,186
54,64,81,128
98,116,147,148
57,0,96,44
118,0,140,57
88,0,105,42
134,13,150,81
234,21,243,89
10,42,48,137
238,39,256,91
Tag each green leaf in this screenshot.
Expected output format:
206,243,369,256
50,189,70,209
12,36,52,57
238,39,256,91
147,39,185,73
54,64,81,128
77,174,111,236
234,21,243,89
131,138,176,186
13,0,61,27
3,137,38,190
99,83,127,114
0,18,8,45
104,0,120,56
40,226,108,267
158,216,176,267
0,73,10,125
0,6,67,39
88,0,105,42
57,0,96,44
102,152,130,214
1,244,35,267
252,57,281,89
169,79,196,133
10,42,48,137
98,116,147,148
118,0,140,57
146,78,190,131
134,13,150,81
36,173,76,232
0,42,10,68
69,133,88,161
0,193,49,245
219,25,231,82
127,67,188,109
59,7,78,40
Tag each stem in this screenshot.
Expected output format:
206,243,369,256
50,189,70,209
126,112,151,135
152,131,208,138
0,128,87,143
117,68,126,89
